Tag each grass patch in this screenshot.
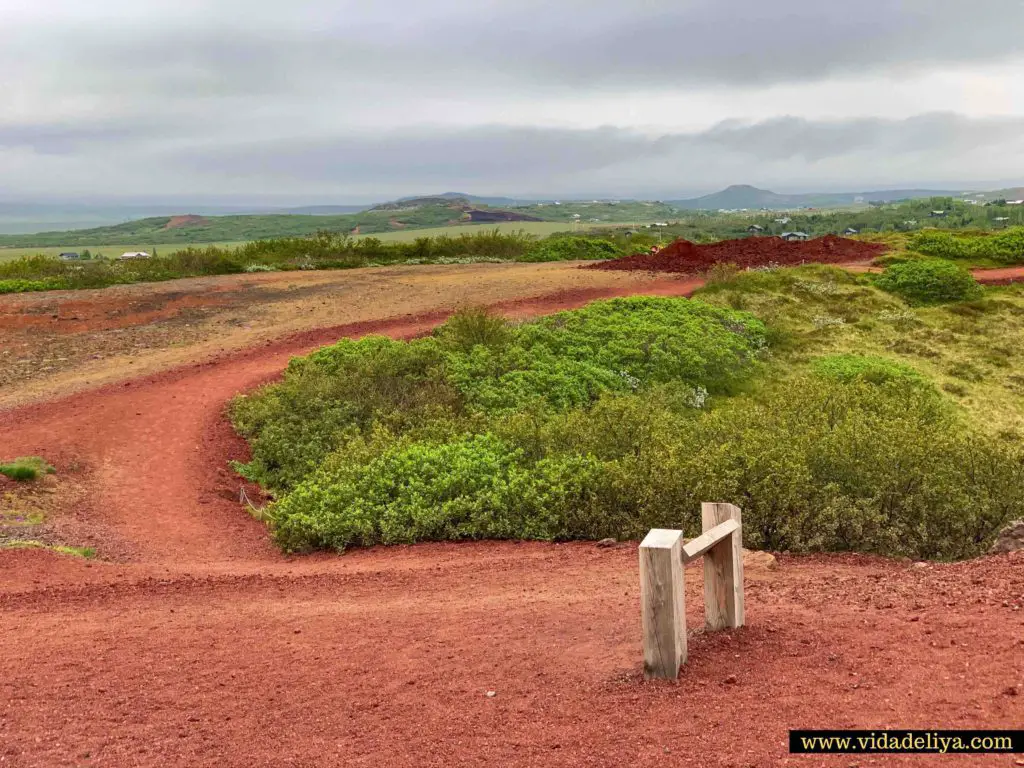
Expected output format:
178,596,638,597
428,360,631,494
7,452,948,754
0,457,55,482
1,539,96,558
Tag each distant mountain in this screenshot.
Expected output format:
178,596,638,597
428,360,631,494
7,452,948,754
669,184,964,211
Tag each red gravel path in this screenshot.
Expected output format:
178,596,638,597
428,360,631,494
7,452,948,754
589,235,888,273
1,273,1022,767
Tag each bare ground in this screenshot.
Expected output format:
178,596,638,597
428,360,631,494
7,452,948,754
0,263,1022,767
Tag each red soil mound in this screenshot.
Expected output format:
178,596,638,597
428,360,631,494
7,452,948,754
589,234,887,274
163,214,208,230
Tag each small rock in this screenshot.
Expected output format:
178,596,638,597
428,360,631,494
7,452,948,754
596,538,617,548
724,675,737,685
990,520,1024,554
911,562,928,569
1003,685,1019,697
486,690,497,698
742,549,778,570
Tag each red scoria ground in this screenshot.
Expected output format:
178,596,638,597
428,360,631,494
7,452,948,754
0,266,1022,768
589,234,888,273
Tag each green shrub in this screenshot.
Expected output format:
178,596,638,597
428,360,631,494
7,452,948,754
232,298,766,492
811,354,925,385
0,278,66,294
875,259,983,305
517,236,622,263
270,434,607,552
0,457,55,481
910,227,1024,265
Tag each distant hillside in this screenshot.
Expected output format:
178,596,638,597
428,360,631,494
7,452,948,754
670,184,963,211
0,198,545,248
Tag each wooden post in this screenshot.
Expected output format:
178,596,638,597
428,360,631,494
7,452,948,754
639,529,686,679
701,503,745,631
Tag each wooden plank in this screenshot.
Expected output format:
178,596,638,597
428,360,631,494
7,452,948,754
701,503,745,631
639,528,686,679
681,519,740,563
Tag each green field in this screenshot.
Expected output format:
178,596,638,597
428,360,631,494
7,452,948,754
0,222,636,261
0,241,250,262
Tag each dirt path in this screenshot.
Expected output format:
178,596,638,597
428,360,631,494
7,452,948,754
1,264,1022,767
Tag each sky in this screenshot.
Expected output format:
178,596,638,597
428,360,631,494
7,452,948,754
1,0,1023,203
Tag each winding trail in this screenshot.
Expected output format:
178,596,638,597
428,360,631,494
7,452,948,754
0,266,1021,767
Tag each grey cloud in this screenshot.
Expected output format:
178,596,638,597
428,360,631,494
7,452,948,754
178,113,1024,188
7,0,1024,103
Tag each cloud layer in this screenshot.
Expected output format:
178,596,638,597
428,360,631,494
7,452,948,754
1,0,1022,200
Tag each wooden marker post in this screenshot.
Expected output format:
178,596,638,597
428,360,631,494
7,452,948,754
701,502,745,630
639,528,686,679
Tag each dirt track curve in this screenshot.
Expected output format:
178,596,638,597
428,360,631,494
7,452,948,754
1,265,1022,767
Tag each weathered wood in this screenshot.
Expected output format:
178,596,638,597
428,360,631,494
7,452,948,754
681,519,740,563
639,528,686,679
701,503,745,631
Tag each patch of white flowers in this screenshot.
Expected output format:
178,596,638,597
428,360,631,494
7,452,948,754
812,314,847,330
617,370,641,391
685,385,709,409
796,280,841,296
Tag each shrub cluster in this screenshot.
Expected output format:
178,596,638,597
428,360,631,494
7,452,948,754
910,227,1024,264
875,259,983,305
233,296,1023,560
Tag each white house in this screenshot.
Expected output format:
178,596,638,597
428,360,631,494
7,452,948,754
119,251,151,260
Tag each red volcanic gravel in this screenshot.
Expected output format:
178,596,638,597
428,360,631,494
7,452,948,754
589,234,888,273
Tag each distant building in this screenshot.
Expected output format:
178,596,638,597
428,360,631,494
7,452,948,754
1008,200,1024,206
780,231,809,242
58,252,81,261
118,251,151,260
774,217,791,225
994,217,1011,222
843,228,859,235
747,224,765,233
929,210,947,218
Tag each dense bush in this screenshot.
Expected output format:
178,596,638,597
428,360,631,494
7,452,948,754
517,236,622,263
233,298,767,493
234,292,1023,560
875,259,982,305
0,278,65,294
910,227,1024,264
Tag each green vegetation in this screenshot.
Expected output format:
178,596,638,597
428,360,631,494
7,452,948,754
875,260,983,305
1,539,96,558
908,227,1024,264
0,196,671,250
232,276,1024,560
0,230,634,294
0,457,55,482
515,236,622,262
811,353,925,386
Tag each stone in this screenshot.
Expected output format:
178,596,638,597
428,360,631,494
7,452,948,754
990,520,1024,554
596,538,617,548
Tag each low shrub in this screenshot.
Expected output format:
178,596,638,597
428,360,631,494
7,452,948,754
0,456,55,481
517,236,622,263
0,278,66,294
232,298,767,493
811,354,925,385
875,259,982,305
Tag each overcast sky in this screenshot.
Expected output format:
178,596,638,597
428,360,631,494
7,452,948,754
2,0,1023,203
